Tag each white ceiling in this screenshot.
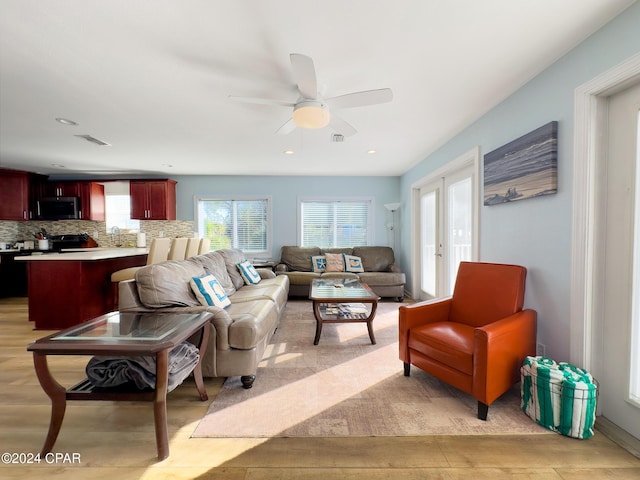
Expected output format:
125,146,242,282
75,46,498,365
0,0,635,177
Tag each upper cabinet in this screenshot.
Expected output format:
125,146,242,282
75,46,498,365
39,180,105,221
0,169,31,220
0,169,46,220
130,179,177,220
77,182,105,221
42,181,81,198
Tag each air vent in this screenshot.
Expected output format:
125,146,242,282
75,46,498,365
331,133,344,142
74,134,111,146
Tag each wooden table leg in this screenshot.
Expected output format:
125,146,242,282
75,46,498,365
154,349,170,461
366,300,379,345
32,352,67,455
312,301,323,345
192,322,210,401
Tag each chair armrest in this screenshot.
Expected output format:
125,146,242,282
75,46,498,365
125,304,235,352
473,309,537,404
398,297,452,362
118,280,151,311
274,263,289,273
257,268,276,279
168,306,234,351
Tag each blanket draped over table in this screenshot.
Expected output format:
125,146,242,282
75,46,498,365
85,342,199,392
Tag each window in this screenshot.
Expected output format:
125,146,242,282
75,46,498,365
104,181,140,233
299,198,372,247
195,196,271,256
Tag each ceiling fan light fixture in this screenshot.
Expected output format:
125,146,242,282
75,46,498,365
292,101,330,129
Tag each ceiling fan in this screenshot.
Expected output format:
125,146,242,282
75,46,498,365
229,53,393,137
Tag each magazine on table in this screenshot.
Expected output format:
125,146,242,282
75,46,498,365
324,303,368,315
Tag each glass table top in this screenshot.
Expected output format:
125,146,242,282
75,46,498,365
52,311,206,342
309,278,378,300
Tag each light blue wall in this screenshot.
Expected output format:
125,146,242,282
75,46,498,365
399,2,640,362
46,3,639,363
171,174,401,258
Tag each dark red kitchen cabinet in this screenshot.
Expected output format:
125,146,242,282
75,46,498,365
130,179,176,220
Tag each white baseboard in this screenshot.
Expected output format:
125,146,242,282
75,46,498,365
595,416,640,459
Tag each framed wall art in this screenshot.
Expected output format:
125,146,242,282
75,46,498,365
483,121,558,206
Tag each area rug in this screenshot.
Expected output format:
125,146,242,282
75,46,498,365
192,300,549,437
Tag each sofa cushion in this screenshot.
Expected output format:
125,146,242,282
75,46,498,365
343,254,365,273
352,246,395,272
321,272,358,279
230,279,288,311
237,260,261,285
325,252,345,272
135,259,205,308
408,322,475,376
192,252,236,296
276,271,320,286
358,271,406,286
190,274,231,308
219,248,248,290
321,247,353,255
280,246,320,272
226,299,279,349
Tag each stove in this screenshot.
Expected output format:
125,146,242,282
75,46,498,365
49,234,90,251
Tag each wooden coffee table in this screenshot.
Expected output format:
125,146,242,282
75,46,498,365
27,310,212,461
309,278,380,345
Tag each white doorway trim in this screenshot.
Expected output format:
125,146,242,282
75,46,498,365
570,52,640,369
410,146,481,299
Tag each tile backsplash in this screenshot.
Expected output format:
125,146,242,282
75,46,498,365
0,222,20,244
0,220,195,248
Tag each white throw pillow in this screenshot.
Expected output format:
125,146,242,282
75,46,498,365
237,260,261,285
190,274,231,308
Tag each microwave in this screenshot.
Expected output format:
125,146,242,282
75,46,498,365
36,197,80,220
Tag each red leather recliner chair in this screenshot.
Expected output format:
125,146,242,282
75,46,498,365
399,261,537,420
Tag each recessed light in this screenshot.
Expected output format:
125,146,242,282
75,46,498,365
284,150,295,155
161,164,173,168
367,149,377,154
55,117,78,126
51,163,66,168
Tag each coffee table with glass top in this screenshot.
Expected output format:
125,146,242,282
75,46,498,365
27,310,212,461
309,278,381,345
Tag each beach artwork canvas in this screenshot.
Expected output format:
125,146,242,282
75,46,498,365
483,121,558,206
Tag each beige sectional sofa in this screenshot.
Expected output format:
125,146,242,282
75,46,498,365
118,248,289,389
275,246,405,301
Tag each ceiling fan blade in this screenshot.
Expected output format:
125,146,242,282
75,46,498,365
290,53,318,100
275,118,297,135
228,95,294,107
330,114,357,137
325,88,393,109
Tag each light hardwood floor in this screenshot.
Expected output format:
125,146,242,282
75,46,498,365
0,297,639,479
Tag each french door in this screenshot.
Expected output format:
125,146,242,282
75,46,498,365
414,148,479,300
598,80,640,439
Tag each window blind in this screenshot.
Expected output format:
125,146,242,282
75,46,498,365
199,199,268,253
301,200,370,247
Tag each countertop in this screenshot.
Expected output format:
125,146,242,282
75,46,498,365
14,247,149,261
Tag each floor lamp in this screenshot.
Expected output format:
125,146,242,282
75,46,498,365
384,202,401,251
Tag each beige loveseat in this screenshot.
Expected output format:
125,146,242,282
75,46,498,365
275,246,405,301
118,248,289,389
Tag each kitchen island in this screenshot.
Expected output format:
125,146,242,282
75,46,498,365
17,248,148,329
